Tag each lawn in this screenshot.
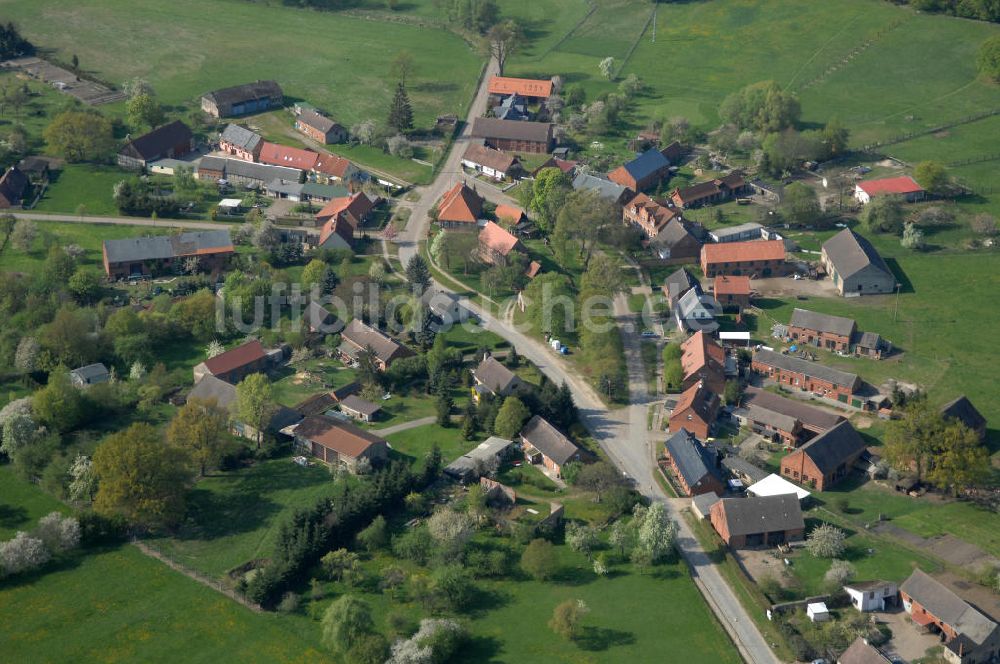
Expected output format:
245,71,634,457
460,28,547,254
32,164,129,216
148,457,340,578
4,0,481,131
385,422,475,466
0,465,70,538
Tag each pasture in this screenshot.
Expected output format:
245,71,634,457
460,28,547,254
1,0,481,130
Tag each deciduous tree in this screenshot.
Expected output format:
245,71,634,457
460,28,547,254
321,595,374,656
521,538,558,581
549,599,589,639
235,373,275,449
806,523,846,558
166,397,230,476
492,396,530,439
43,110,115,162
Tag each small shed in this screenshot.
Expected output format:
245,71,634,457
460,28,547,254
691,491,721,520
807,602,830,622
339,395,382,423
218,198,244,215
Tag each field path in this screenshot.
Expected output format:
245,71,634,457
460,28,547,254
372,416,436,437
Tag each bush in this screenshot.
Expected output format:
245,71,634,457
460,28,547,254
277,591,300,613
806,523,847,558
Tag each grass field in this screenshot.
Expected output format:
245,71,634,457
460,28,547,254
2,0,481,130
32,164,127,216
386,422,474,466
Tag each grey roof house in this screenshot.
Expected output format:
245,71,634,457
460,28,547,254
674,286,719,333
444,436,515,481
188,374,302,438
520,415,582,476
821,229,895,296
201,80,283,118
473,356,528,400
663,429,725,496
572,172,633,205
70,363,110,388
940,395,987,441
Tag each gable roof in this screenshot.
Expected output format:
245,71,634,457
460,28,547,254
293,383,361,417
838,637,892,664
673,172,746,205
220,124,262,151
121,121,192,161
463,142,517,173
900,569,998,646
822,229,893,282
189,374,301,431
474,356,521,395
103,229,234,264
572,172,630,202
197,156,301,182
794,420,867,474
471,117,552,143
70,363,109,383
714,275,751,296
487,76,553,98
479,221,521,257
340,319,411,364
676,288,719,331
702,239,786,265
340,394,381,417
520,415,580,466
617,147,670,182
438,182,484,223
713,494,805,537
743,387,845,432
533,157,577,176
495,203,526,224
940,395,987,431
294,415,386,459
259,142,320,170
0,166,28,203
306,300,336,329
789,308,856,337
201,340,266,378
203,80,282,106
652,217,697,249
298,109,341,134
673,382,721,424
664,429,722,489
754,349,859,389
710,222,764,242
662,267,699,301
681,331,726,382
312,152,357,179
857,176,924,197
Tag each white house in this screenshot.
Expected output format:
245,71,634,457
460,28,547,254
807,602,831,622
853,176,925,205
844,580,898,612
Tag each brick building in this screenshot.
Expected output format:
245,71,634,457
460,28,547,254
709,494,805,548
740,387,845,448
701,240,787,278
668,381,721,439
752,349,861,403
519,415,581,478
662,429,726,497
788,308,857,352
295,109,347,144
779,420,866,490
200,80,283,118
713,275,751,310
471,117,553,154
102,229,234,280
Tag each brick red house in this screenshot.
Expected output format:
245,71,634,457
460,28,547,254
680,331,727,395
669,381,721,439
622,193,684,239
192,340,269,385
102,230,234,279
471,117,553,154
258,142,320,171
780,420,866,490
315,192,375,250
741,387,845,448
662,429,726,496
520,415,581,478
219,124,263,162
671,172,748,208
752,349,861,404
607,147,671,192
295,109,347,144
437,182,484,229
710,494,805,548
701,240,787,278
788,308,857,353
478,221,523,266
899,568,1000,664
487,76,553,103
713,275,751,310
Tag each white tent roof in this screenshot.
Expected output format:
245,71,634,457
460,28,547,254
746,473,810,501
219,198,243,208
807,602,828,614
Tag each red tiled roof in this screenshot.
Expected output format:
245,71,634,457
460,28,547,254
714,275,751,295
702,240,785,265
525,260,542,279
856,176,924,197
312,152,354,179
681,331,725,380
673,381,720,421
438,182,484,224
495,204,526,224
479,221,521,257
462,143,517,174
202,340,266,376
487,76,553,98
317,193,372,245
259,142,319,170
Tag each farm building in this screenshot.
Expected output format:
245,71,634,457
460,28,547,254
188,374,301,441
295,109,347,144
471,117,553,154
0,166,29,208
219,124,263,161
661,267,700,308
779,420,867,490
259,142,320,171
821,229,896,296
493,93,530,121
680,331,727,394
713,275,751,310
838,636,893,664
311,152,362,185
608,147,672,192
662,429,726,497
622,193,682,238
674,286,720,334
478,221,523,266
437,182,484,228
844,581,899,613
691,491,721,520
751,349,861,403
671,172,748,208
200,80,283,118
899,568,1000,664
315,192,376,250
740,387,845,448
444,436,515,482
339,395,381,423
462,142,520,180
102,229,234,279
69,363,110,388
519,415,581,478
788,308,857,353
940,395,987,442
854,176,925,205
700,239,788,278
650,217,702,262
709,494,805,548
338,319,413,371
746,473,810,501
292,415,388,473
294,383,361,418
708,222,772,244
117,120,194,170
192,340,269,385
486,76,553,103
197,156,302,188
571,172,633,206
668,381,721,439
